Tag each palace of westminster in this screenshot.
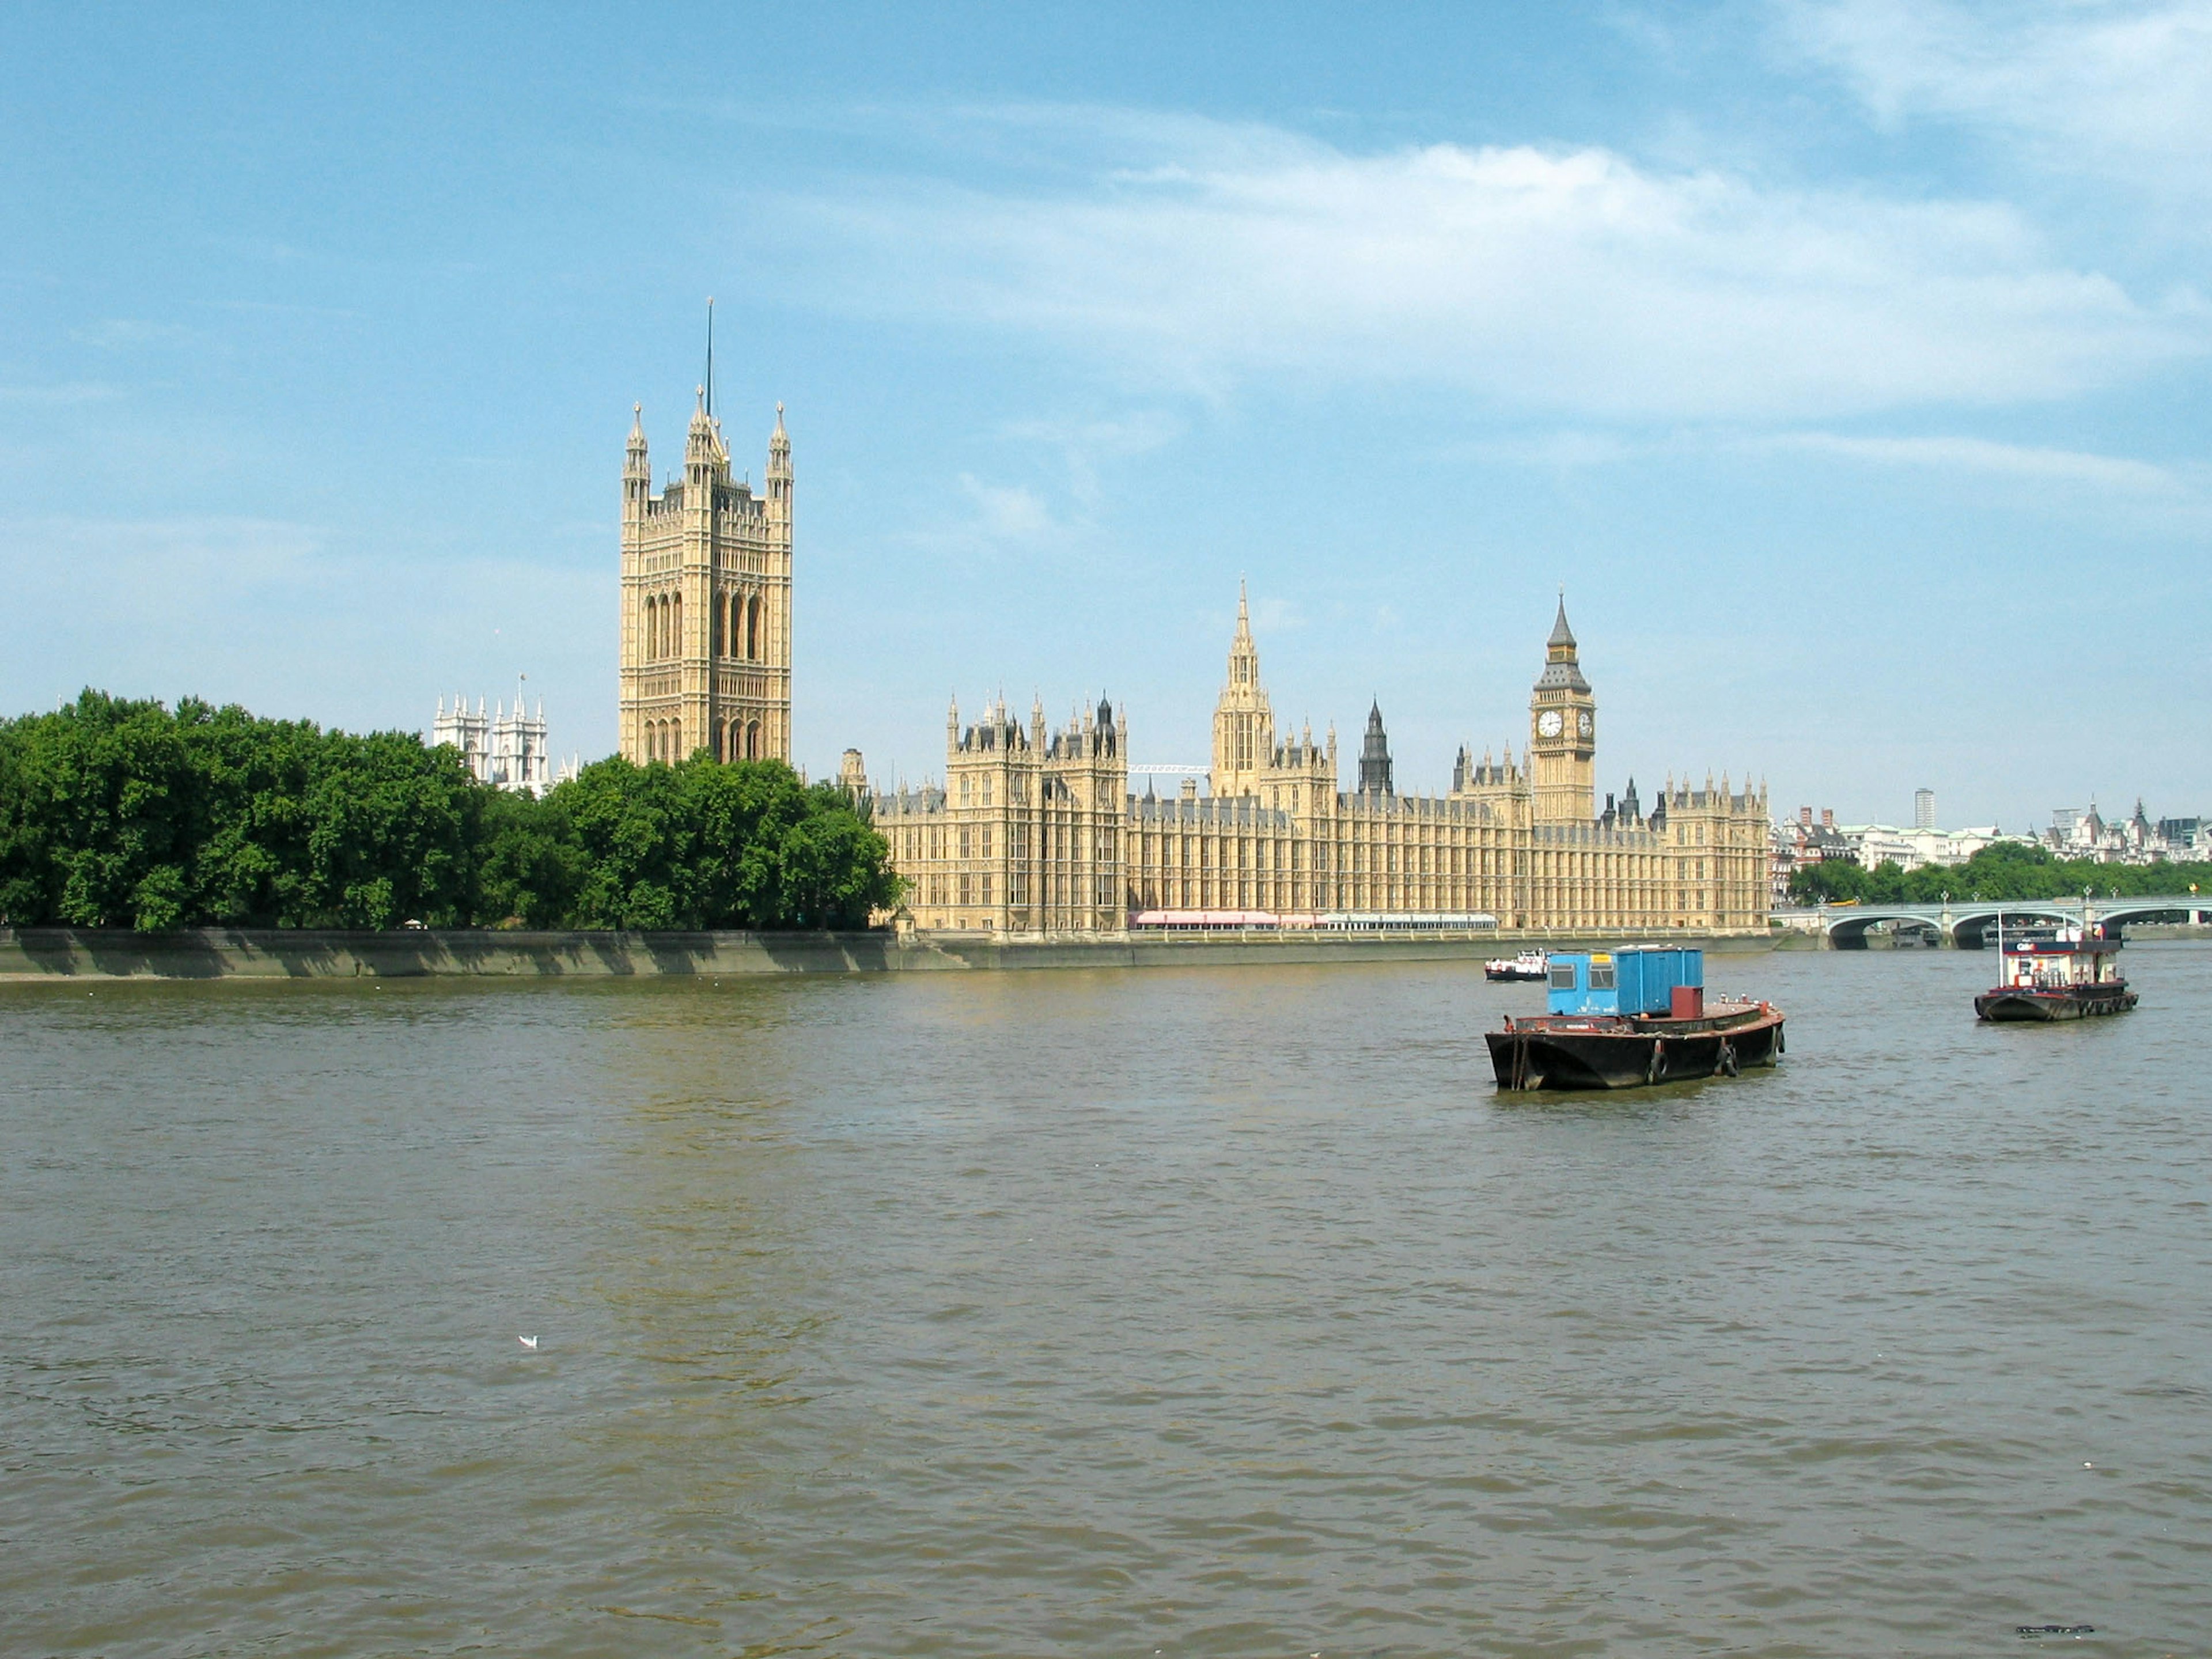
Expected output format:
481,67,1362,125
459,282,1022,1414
617,382,1771,937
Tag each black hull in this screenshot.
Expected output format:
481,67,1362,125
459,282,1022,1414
1484,968,1546,982
1487,1009,1785,1091
1975,986,2137,1022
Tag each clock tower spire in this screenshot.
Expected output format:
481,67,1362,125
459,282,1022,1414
1529,594,1596,824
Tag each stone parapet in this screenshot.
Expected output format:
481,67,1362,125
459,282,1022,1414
1,927,1777,981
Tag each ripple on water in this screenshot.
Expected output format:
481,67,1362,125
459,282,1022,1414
1,948,2208,1655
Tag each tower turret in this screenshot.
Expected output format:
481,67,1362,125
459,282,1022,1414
1208,581,1275,798
685,385,725,478
624,404,650,521
1529,595,1597,824
1358,702,1394,797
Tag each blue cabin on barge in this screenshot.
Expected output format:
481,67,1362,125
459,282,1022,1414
1546,946,1703,1017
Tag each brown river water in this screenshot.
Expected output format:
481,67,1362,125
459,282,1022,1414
2,946,2207,1657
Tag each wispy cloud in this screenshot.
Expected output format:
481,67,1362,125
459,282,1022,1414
1441,425,2191,495
1743,431,2190,491
1780,1,2212,202
0,382,123,406
70,319,201,351
957,475,1060,540
768,107,2203,420
999,410,1183,506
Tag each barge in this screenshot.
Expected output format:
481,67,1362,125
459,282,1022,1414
1486,946,1785,1090
1975,923,2136,1022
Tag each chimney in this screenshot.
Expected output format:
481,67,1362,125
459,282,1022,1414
1821,808,1834,828
1800,805,1813,826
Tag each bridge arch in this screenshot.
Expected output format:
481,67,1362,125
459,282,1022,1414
1813,896,2208,947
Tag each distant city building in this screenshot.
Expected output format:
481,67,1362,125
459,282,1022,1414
859,593,1770,935
1914,788,1936,831
1836,821,2011,873
431,693,571,796
1770,805,1855,904
2043,802,2206,864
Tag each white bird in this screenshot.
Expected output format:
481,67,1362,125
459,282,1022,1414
518,1335,539,1350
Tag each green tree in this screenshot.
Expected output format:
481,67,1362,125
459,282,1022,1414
1790,837,2212,907
0,691,903,933
469,786,583,927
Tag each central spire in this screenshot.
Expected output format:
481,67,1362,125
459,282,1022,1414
704,296,715,421
1209,581,1274,798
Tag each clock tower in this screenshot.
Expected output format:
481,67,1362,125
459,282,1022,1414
1529,597,1596,824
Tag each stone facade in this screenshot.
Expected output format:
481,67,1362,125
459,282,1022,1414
866,593,1770,935
618,391,792,765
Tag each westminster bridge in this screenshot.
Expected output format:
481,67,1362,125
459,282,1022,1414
1775,895,2212,948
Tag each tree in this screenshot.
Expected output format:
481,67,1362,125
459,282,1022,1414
0,692,903,933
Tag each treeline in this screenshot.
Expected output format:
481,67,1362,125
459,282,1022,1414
0,691,899,931
1789,839,2212,906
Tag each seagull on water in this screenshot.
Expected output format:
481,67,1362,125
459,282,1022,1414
518,1335,539,1350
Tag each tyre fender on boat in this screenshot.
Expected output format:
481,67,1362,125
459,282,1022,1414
1647,1039,1664,1086
1716,1039,1738,1078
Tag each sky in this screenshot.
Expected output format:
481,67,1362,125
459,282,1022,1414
2,0,2207,832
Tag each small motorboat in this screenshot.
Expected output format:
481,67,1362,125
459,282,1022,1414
1976,922,2136,1021
1486,947,1785,1090
1484,949,1550,983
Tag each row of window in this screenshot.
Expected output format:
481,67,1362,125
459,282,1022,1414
637,589,775,664
639,715,771,764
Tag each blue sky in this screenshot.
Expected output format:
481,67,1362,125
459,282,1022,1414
3,1,2207,831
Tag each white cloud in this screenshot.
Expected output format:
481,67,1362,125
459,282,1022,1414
1745,430,2189,491
0,382,123,406
998,410,1183,506
774,109,2203,419
958,475,1058,540
1781,1,2212,195
71,319,201,351
1439,425,2191,495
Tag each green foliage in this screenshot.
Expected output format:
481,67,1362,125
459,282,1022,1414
1789,838,2212,906
0,691,900,933
559,756,899,930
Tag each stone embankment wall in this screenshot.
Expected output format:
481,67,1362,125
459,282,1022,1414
0,927,1779,980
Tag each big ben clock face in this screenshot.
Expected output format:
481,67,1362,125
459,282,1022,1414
1537,709,1564,738
1577,711,1593,738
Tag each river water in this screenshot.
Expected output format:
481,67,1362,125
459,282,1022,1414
2,946,2207,1657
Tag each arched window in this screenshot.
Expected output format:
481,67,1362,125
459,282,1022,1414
745,720,760,759
671,718,681,759
671,593,681,659
646,599,657,661
711,598,723,658
745,595,760,661
728,593,741,658
713,722,724,762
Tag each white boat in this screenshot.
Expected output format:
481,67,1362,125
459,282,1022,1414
1484,949,1549,983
